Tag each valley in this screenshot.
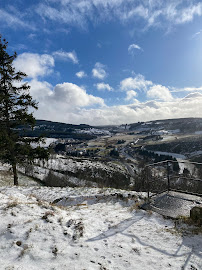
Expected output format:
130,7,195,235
2,117,202,193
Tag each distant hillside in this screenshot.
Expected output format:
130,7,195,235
17,117,202,139
129,118,202,134
18,120,96,140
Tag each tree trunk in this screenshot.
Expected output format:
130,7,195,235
12,163,18,186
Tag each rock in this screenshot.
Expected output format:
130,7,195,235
190,206,202,224
16,241,22,246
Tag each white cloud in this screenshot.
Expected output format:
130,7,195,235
53,50,79,64
171,86,202,93
1,1,201,34
49,83,105,107
29,80,105,124
92,62,107,80
28,33,37,40
53,95,202,125
147,84,173,101
192,29,202,38
29,78,202,125
174,3,202,24
121,74,173,102
96,83,113,91
35,1,202,31
125,90,138,101
181,92,202,102
76,71,87,78
120,74,153,91
183,86,202,92
14,53,55,79
128,43,142,54
29,79,53,101
0,9,34,29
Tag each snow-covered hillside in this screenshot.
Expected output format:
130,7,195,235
0,186,201,270
18,156,131,189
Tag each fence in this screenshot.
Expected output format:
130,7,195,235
145,160,202,201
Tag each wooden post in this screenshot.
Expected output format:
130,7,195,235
12,163,18,186
146,167,150,202
167,161,170,192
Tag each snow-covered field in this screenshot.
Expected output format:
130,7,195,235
76,128,111,136
0,186,201,270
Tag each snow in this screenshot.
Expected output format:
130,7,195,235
36,156,126,175
0,186,201,270
153,130,168,135
0,163,10,171
195,131,202,135
31,138,58,148
76,128,111,135
167,129,180,134
152,151,195,174
162,135,175,141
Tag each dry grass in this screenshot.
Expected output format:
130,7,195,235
174,216,202,234
4,200,18,209
129,201,142,212
0,170,13,186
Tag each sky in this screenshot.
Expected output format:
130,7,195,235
1,0,202,125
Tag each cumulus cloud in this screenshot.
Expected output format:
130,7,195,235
128,43,142,54
181,92,202,101
14,53,54,79
96,83,113,91
53,50,78,64
76,71,87,78
28,78,202,125
125,90,138,101
29,79,53,101
120,74,152,91
50,96,202,125
49,83,105,107
121,74,173,102
28,80,105,124
147,84,173,101
92,62,107,80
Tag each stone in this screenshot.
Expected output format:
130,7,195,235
190,206,202,224
16,241,22,246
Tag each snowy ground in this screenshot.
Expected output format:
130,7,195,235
0,186,201,270
0,165,41,187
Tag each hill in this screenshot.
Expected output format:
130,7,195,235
129,117,202,134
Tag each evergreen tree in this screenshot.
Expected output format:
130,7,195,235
0,35,48,185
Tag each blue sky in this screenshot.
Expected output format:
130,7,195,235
1,0,202,125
